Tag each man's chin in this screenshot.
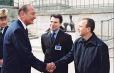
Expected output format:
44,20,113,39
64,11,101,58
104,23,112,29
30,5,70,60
27,22,33,25
52,29,57,31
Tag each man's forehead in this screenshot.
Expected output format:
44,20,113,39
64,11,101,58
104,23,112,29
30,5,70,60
27,5,34,10
51,17,59,21
79,20,87,25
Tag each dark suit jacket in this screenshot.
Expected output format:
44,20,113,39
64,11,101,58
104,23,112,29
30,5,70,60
0,26,8,59
0,30,3,59
41,29,73,73
2,20,46,73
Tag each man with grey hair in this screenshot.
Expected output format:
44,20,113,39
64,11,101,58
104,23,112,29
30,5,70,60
2,4,52,73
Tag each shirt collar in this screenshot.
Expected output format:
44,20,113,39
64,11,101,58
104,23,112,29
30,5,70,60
0,27,5,33
0,27,3,31
51,29,59,35
18,17,27,30
50,29,60,38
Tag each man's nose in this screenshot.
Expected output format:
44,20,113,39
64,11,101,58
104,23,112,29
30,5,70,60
51,22,55,25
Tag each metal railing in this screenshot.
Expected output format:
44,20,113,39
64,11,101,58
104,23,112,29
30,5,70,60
0,0,113,9
30,0,114,8
100,18,114,40
69,0,113,8
99,18,114,49
0,0,113,15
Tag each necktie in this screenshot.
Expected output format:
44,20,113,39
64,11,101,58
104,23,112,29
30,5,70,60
51,32,56,43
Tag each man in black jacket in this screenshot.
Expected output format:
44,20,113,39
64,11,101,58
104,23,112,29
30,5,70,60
49,18,110,73
41,14,73,73
0,8,8,73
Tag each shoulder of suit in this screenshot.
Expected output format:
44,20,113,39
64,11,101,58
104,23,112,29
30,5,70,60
8,20,18,28
59,31,72,39
62,31,71,37
65,32,71,36
41,31,49,37
59,29,67,34
8,20,24,31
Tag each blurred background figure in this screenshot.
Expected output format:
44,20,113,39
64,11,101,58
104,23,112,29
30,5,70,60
63,15,75,32
0,8,8,73
69,14,75,32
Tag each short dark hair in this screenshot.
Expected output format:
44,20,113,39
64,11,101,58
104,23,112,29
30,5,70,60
50,14,63,24
18,4,30,15
82,18,95,32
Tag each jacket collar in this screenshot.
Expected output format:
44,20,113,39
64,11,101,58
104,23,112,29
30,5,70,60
78,33,98,46
18,17,27,30
17,19,26,31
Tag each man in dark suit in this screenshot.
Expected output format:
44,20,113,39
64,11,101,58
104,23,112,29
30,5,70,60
41,14,73,73
0,8,8,73
2,4,52,73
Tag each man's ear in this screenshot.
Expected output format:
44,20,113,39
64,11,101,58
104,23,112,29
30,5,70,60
20,11,25,17
87,27,91,32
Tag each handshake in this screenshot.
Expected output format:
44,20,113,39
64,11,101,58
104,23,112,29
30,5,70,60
46,62,56,73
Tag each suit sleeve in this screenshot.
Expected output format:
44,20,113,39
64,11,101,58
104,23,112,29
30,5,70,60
41,35,46,54
65,35,73,53
13,29,46,72
0,33,3,59
55,43,74,66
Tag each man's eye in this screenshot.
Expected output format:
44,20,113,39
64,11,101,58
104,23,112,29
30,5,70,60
54,22,57,23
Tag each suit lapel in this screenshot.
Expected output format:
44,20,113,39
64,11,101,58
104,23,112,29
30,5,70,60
54,33,59,45
2,26,8,36
47,32,52,47
17,20,28,37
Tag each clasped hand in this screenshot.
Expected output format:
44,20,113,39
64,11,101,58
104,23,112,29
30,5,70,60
46,62,56,73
